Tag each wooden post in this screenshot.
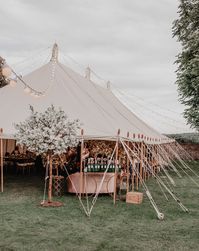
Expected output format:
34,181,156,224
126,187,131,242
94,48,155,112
0,128,3,193
136,143,140,190
152,145,156,177
153,145,156,177
126,132,130,193
131,142,135,191
148,144,150,179
79,129,84,198
140,141,143,180
152,145,155,176
143,143,147,181
155,145,159,174
48,154,53,202
113,129,120,205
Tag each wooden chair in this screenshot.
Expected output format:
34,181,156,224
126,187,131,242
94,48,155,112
16,162,35,175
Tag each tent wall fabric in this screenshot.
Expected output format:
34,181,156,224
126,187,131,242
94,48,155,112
0,44,171,144
0,138,16,156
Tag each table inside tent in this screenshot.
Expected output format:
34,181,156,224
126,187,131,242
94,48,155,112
3,156,36,173
66,172,115,194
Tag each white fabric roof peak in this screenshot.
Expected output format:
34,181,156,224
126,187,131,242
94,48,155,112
50,43,59,63
107,81,111,90
85,66,91,80
0,44,173,143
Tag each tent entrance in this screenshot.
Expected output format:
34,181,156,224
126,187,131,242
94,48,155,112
0,138,44,192
1,155,45,198
0,137,16,192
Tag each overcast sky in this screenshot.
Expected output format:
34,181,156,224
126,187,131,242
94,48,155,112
0,0,194,134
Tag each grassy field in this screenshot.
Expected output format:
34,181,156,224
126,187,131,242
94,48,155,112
0,162,198,251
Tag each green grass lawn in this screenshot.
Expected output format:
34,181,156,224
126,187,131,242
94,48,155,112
0,162,199,251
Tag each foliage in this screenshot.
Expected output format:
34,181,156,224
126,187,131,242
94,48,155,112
15,105,80,155
166,132,199,144
172,0,199,131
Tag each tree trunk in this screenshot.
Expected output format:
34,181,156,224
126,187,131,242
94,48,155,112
0,134,3,193
79,129,84,198
48,155,53,202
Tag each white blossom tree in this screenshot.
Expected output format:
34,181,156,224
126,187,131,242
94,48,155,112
15,105,81,203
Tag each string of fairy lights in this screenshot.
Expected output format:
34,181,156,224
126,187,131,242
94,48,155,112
0,53,56,98
0,47,193,135
0,56,18,88
59,50,190,132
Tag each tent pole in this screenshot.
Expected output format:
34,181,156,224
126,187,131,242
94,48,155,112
152,145,154,176
155,145,158,175
153,145,157,176
140,141,143,182
147,145,150,179
131,142,135,191
0,128,3,193
136,143,139,190
113,129,120,205
156,145,160,174
146,143,149,180
145,143,150,179
148,144,151,178
137,142,141,190
126,132,130,193
143,143,146,181
79,129,84,199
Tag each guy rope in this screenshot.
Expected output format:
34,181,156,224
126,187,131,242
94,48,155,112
121,139,189,215
120,139,165,220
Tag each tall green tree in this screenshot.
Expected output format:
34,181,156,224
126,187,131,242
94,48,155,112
172,0,199,131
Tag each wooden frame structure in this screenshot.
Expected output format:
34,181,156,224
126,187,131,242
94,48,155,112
0,128,3,192
76,129,163,208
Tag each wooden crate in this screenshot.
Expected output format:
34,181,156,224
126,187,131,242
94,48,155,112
126,192,143,204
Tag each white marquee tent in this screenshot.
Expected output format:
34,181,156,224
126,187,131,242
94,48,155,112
2,45,194,220
0,44,170,144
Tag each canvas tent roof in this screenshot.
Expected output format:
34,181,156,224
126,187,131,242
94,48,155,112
0,44,171,144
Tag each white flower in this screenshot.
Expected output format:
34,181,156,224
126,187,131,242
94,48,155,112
15,105,81,155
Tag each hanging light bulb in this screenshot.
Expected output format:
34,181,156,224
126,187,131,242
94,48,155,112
24,86,31,94
34,93,40,98
2,65,12,78
30,91,35,97
9,79,17,87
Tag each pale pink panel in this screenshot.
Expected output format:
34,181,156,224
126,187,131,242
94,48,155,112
66,172,115,194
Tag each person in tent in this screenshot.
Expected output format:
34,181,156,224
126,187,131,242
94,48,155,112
82,146,90,171
76,142,81,164
64,147,79,174
11,146,20,155
76,142,90,168
82,145,90,160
